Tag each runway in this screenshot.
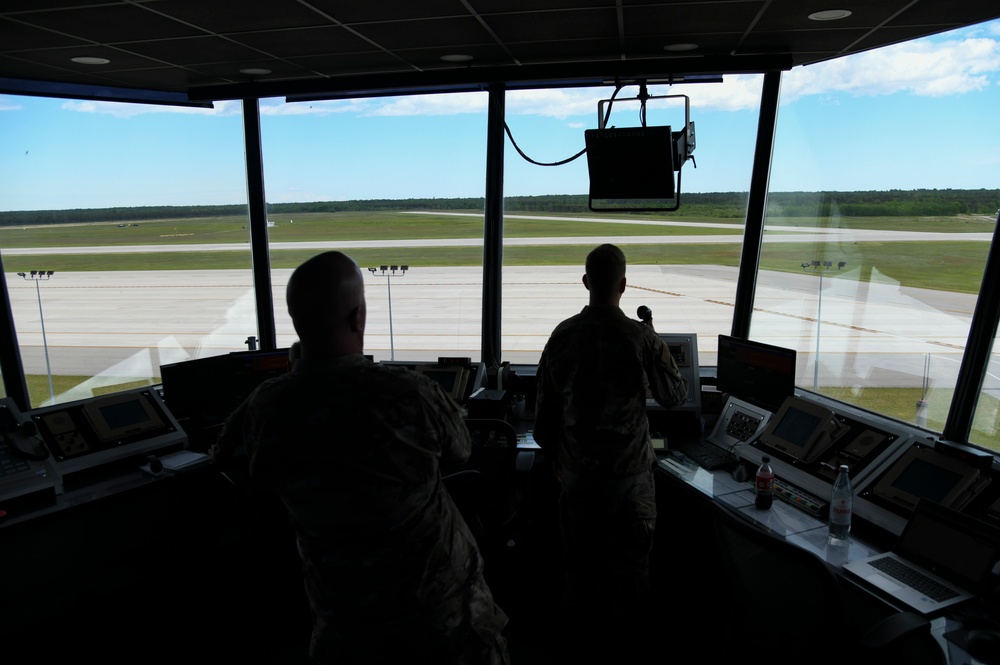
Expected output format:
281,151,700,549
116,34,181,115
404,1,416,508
5,262,984,407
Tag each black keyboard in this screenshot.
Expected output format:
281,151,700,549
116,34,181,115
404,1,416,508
869,556,959,602
671,439,733,471
1,441,31,478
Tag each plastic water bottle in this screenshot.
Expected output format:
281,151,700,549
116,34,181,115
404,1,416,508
755,456,774,509
829,465,852,540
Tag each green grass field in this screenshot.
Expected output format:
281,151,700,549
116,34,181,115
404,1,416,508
2,210,992,293
818,386,999,451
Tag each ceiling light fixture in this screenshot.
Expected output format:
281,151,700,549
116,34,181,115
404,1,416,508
440,54,473,62
808,9,852,21
240,68,272,76
663,43,698,52
71,56,110,65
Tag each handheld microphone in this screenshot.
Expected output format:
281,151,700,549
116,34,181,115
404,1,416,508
637,305,652,323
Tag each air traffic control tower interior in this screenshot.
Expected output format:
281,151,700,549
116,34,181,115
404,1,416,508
2,2,1000,663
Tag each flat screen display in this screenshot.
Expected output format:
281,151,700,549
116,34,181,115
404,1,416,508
716,335,796,413
890,457,966,505
585,126,675,208
99,398,152,430
160,348,290,422
770,406,821,452
83,392,165,443
417,365,468,401
873,446,982,511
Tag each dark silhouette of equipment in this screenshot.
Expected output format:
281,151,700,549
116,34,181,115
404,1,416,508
637,305,652,323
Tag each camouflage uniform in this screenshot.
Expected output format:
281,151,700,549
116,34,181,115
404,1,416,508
222,354,509,664
533,305,687,629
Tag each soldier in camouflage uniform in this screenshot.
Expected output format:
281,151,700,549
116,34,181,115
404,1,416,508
533,244,687,646
217,251,509,664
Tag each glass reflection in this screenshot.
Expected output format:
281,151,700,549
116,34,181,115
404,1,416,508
0,96,250,408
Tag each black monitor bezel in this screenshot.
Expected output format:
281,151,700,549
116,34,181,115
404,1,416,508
716,334,796,414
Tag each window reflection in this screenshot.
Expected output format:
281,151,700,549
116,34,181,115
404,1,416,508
0,96,250,408
971,336,1000,448
756,66,995,440
257,93,487,362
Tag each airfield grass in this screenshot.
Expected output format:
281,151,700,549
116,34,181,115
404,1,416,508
1,211,993,293
3,240,989,294
819,386,1000,451
1,210,991,249
0,211,741,249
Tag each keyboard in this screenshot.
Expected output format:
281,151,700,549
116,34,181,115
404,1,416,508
869,556,959,602
1,441,32,478
671,439,733,471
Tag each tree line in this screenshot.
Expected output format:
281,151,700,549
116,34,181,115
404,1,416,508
2,189,997,227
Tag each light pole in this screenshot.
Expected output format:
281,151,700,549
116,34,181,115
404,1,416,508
800,260,845,392
17,270,55,402
368,265,408,361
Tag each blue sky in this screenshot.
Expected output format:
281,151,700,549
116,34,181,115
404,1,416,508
1,19,999,211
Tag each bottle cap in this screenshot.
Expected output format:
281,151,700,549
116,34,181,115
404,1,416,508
762,456,770,462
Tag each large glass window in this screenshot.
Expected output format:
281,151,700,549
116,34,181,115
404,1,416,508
971,333,1000,447
258,93,487,362
501,79,764,366
754,21,1000,445
0,95,250,407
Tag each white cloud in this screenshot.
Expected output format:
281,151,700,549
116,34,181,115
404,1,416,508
258,98,369,115
506,89,596,118
60,98,242,118
365,92,488,116
683,76,764,112
782,36,1000,103
0,95,23,111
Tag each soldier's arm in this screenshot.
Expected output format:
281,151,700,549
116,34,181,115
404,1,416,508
427,382,472,472
532,350,560,453
647,334,688,409
211,396,249,462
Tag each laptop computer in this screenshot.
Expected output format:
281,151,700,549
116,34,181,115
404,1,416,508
843,499,1000,615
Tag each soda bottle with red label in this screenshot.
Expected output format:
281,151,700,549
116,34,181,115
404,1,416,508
755,456,774,509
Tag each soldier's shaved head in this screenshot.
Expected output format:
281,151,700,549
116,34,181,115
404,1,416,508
286,251,366,358
583,243,627,304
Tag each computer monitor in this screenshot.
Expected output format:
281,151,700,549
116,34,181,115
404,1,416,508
415,365,470,402
716,335,796,414
757,395,848,464
159,353,233,422
159,348,290,422
651,333,700,413
585,126,675,211
873,446,983,511
229,348,291,404
82,391,167,444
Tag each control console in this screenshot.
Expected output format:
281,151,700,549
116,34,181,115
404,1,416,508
0,398,55,503
30,386,186,479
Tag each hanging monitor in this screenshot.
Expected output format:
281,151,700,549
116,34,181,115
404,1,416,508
585,126,676,212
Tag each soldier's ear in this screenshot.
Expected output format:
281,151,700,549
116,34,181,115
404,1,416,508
582,274,591,291
349,305,365,333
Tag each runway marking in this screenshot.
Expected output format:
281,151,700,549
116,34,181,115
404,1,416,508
629,284,968,350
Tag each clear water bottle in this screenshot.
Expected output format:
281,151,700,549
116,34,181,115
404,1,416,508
829,464,852,540
755,456,774,509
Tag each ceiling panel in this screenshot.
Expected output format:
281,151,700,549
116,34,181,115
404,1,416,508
0,0,996,103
